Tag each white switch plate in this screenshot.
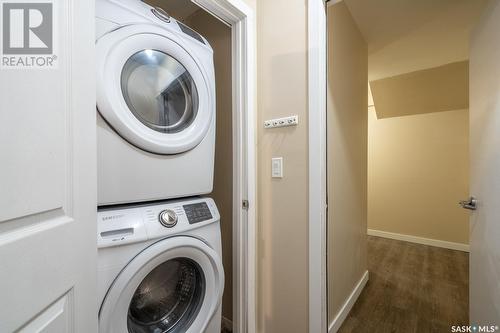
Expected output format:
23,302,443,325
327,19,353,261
271,157,283,178
264,115,298,129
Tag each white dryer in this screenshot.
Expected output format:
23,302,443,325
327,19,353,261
98,197,224,333
96,0,216,205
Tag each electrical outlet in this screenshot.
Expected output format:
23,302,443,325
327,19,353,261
264,115,298,129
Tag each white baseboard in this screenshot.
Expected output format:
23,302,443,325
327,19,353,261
367,229,469,252
328,270,369,333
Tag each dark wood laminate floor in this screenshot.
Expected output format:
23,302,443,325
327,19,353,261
338,236,469,333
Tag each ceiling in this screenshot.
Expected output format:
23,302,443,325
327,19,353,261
344,0,488,80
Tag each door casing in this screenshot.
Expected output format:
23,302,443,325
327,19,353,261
191,1,257,332
308,0,328,332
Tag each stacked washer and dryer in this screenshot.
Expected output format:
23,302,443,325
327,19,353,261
95,0,224,332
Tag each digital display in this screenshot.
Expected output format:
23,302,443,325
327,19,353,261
183,202,213,224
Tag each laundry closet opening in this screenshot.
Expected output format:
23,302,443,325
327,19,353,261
143,0,234,330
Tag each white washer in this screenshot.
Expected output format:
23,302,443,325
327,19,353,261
96,0,216,205
98,197,224,333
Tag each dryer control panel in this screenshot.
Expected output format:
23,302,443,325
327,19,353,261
97,198,220,248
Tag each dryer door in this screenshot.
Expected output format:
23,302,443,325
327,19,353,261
99,237,224,333
96,24,214,155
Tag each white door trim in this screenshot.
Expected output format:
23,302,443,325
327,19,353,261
190,1,256,332
308,0,328,332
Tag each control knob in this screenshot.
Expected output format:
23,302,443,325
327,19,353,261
159,209,177,228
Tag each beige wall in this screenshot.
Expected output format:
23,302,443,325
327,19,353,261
256,0,309,332
368,108,469,244
327,2,368,323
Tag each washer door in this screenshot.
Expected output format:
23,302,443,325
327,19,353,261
99,237,224,333
96,24,213,154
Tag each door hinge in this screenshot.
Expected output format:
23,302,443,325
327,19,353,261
242,199,249,210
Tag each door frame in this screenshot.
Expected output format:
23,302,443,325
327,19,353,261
308,0,328,332
191,1,256,332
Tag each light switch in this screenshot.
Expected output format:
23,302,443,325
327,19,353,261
272,157,283,178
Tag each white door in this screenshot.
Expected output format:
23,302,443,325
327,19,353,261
0,0,97,332
468,0,500,323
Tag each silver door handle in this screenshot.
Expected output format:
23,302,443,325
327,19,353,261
459,196,477,210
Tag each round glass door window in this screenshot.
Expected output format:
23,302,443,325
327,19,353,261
121,49,199,134
127,258,205,333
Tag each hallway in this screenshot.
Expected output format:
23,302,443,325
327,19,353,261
339,236,469,332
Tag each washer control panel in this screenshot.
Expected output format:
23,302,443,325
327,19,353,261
97,198,219,248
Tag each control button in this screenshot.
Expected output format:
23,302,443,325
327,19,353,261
159,209,177,228
151,7,171,23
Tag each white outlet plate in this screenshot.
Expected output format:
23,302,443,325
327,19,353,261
264,115,299,129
